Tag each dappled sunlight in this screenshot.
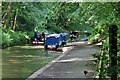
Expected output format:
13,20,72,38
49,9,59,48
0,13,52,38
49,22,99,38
14,45,44,49
25,60,32,62
67,41,88,46
62,47,70,52
14,50,21,53
55,57,97,63
9,60,17,62
10,55,39,58
9,59,23,64
11,61,22,64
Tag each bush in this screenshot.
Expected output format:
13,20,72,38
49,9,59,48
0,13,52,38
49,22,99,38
2,28,32,48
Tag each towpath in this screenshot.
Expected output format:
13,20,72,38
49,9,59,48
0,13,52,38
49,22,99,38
28,39,100,79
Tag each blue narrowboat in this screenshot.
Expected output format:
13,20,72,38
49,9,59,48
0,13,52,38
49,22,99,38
45,33,68,50
45,34,61,50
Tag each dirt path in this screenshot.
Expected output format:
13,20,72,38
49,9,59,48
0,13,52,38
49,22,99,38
28,40,100,79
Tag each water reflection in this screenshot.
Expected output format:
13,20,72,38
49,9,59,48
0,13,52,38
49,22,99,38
2,46,61,78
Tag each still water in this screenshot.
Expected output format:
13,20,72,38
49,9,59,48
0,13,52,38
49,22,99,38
2,46,60,78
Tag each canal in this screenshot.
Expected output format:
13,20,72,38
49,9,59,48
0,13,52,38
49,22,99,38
2,45,61,78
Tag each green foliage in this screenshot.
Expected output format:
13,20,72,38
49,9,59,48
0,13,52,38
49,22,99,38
95,38,109,78
89,23,109,43
87,2,120,78
2,27,32,48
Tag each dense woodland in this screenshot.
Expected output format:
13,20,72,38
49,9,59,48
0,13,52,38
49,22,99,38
1,2,120,78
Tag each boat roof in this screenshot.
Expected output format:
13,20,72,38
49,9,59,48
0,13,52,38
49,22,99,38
47,34,60,38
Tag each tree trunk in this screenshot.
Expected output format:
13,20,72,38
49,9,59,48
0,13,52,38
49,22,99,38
13,8,18,31
3,0,12,29
2,2,9,20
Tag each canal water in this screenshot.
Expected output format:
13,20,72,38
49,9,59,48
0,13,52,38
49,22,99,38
2,46,61,78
